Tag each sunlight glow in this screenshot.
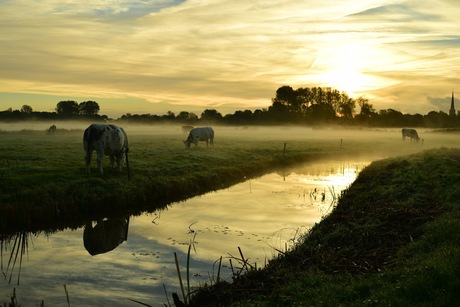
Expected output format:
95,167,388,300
316,43,380,95
298,166,361,188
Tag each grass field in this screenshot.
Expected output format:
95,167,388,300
0,122,458,235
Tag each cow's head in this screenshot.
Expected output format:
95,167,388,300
184,138,192,148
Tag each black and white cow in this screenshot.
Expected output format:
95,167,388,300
402,128,420,142
83,217,129,256
184,127,214,148
83,123,128,174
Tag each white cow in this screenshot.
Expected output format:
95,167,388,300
83,123,129,174
184,127,214,148
402,128,420,142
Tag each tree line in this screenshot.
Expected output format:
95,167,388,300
1,86,459,128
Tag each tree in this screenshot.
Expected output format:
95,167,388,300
337,94,356,119
306,103,336,123
424,111,449,128
56,100,79,117
355,97,376,125
79,101,100,117
20,105,33,113
295,87,313,112
378,109,404,126
177,111,199,122
274,86,297,107
162,111,175,120
201,109,222,122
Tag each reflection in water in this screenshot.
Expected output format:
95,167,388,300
0,161,367,306
1,231,30,285
83,217,130,256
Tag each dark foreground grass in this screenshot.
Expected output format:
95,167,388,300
187,148,460,306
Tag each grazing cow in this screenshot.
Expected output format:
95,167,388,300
47,125,57,135
184,127,214,148
83,123,128,174
402,128,420,142
181,125,194,134
83,217,129,256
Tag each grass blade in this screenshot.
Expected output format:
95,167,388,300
174,252,186,304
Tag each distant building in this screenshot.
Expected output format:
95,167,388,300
449,91,456,117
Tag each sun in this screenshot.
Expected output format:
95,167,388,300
315,43,379,95
318,68,370,95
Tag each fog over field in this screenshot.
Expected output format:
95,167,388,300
1,121,458,162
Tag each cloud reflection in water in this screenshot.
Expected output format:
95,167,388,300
1,161,367,306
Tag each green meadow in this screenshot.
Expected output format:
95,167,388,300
0,124,456,235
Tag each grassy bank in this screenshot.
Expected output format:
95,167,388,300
188,148,460,306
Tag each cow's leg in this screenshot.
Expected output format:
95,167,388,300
85,150,92,173
210,137,214,147
96,149,104,174
109,155,116,168
115,153,124,172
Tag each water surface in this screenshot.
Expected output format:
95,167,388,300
1,160,367,306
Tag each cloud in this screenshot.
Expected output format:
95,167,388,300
1,0,460,117
427,93,457,112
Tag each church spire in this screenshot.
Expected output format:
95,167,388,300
450,91,456,117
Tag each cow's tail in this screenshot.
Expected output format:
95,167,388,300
125,146,130,181
83,126,92,164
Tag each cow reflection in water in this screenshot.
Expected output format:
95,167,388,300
83,217,129,256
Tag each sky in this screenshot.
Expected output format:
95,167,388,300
1,0,460,119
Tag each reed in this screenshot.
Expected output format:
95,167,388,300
1,231,29,285
63,284,70,307
174,252,186,304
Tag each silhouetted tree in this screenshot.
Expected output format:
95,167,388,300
306,103,336,123
20,105,33,113
56,100,79,118
295,87,313,111
424,111,449,128
273,85,299,112
267,100,290,123
377,109,404,126
336,93,356,119
79,101,100,117
177,111,198,122
201,109,222,122
355,97,376,125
